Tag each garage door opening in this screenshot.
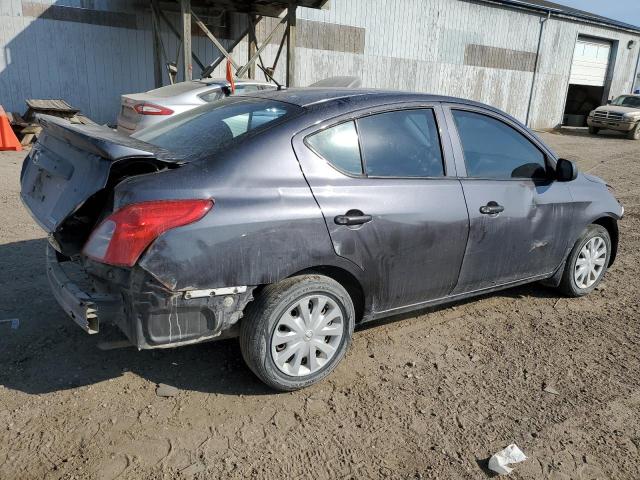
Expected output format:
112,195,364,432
563,37,614,127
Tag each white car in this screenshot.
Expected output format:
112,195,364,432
116,78,276,135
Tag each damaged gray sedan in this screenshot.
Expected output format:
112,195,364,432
20,89,623,391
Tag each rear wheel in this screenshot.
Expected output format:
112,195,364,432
558,225,611,297
240,275,355,391
588,126,600,135
627,122,640,140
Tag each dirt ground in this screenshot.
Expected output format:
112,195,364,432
0,129,639,480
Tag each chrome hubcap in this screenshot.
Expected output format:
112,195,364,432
271,294,344,377
574,236,607,289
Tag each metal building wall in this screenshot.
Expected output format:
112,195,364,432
0,1,251,124
1,0,639,127
296,0,640,129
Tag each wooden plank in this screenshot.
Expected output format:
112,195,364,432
151,0,164,88
181,0,192,80
248,15,256,78
287,1,297,87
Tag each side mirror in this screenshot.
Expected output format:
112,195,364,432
607,99,612,104
556,158,578,182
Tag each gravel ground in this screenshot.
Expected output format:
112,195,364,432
0,129,639,480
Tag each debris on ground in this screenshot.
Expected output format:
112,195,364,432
8,99,96,147
543,383,560,395
488,444,527,475
156,383,179,397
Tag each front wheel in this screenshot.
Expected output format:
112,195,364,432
627,122,640,140
240,275,355,391
558,224,611,297
588,126,600,135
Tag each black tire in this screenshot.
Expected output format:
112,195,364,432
588,126,600,135
240,274,355,391
558,224,611,297
627,122,640,140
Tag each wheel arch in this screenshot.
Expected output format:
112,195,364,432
288,266,367,323
592,216,619,266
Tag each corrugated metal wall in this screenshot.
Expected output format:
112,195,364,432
297,0,640,129
1,0,639,127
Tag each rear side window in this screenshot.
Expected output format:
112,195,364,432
306,121,363,175
233,84,261,94
134,98,301,158
452,110,547,179
357,109,444,177
199,89,223,103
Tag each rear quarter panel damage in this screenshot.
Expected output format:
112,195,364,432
114,124,365,294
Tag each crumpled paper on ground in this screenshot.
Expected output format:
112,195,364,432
488,444,527,475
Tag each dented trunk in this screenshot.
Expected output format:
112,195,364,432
20,115,182,256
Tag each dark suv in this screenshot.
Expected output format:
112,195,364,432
20,89,623,390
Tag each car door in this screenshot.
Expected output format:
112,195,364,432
443,105,572,294
292,104,469,313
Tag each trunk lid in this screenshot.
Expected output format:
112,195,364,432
21,115,182,254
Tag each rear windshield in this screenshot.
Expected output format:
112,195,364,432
133,97,301,158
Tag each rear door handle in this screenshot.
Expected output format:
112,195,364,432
334,210,372,226
479,201,504,215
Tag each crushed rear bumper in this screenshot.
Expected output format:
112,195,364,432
46,245,121,334
46,245,255,349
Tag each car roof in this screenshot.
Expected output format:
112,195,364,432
248,87,505,113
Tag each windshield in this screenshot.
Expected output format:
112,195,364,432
133,97,301,158
611,96,640,108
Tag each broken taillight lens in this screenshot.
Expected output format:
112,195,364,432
83,199,213,267
133,102,174,115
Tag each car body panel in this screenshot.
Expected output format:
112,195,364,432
19,115,177,234
441,103,575,292
117,121,364,295
292,103,469,312
450,179,573,292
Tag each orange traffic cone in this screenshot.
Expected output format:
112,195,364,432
0,105,22,151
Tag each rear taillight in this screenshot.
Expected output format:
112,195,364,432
133,102,174,115
83,199,213,267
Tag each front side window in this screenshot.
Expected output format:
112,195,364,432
452,110,547,179
306,121,363,175
357,109,444,177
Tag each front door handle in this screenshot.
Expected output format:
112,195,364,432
334,210,372,226
479,201,505,215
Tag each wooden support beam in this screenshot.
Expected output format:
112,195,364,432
181,0,192,80
151,0,163,87
248,15,256,79
236,16,286,78
286,1,297,87
192,11,241,70
200,20,259,78
155,7,205,72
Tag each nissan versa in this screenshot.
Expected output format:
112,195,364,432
20,89,623,391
